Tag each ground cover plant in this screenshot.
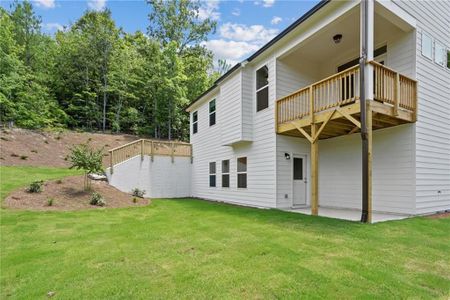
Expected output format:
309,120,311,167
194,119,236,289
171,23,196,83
1,166,449,299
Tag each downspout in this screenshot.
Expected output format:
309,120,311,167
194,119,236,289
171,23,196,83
360,0,369,223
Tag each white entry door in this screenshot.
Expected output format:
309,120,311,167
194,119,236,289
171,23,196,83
292,155,307,206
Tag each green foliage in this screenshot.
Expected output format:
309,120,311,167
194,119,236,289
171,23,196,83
27,180,43,193
47,198,54,206
131,188,145,198
90,192,106,206
67,142,103,190
1,0,218,140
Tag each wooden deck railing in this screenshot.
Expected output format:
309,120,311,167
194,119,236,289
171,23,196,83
276,65,360,124
371,61,417,112
108,139,192,173
276,62,417,125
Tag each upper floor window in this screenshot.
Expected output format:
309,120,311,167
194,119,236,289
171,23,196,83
237,157,247,188
256,66,269,112
222,159,230,188
422,32,433,60
192,111,198,134
434,42,446,67
209,99,216,126
209,162,216,187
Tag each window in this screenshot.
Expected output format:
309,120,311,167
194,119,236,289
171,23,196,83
222,160,230,188
209,99,216,126
256,66,269,112
192,111,198,134
293,157,303,180
237,157,247,188
209,162,216,187
434,42,446,66
422,33,433,60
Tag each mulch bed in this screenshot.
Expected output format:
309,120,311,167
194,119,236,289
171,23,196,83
4,175,149,211
427,211,450,219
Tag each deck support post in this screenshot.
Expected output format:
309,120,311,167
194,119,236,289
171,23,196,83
109,150,114,174
311,123,319,216
140,139,144,161
360,0,374,223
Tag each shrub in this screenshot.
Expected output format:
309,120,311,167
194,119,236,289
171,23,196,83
90,192,106,206
47,198,54,206
27,181,44,193
56,179,63,184
131,188,145,198
67,142,104,190
20,155,28,160
133,197,137,203
44,140,49,144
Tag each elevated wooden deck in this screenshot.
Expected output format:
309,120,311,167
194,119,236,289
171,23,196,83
275,61,417,141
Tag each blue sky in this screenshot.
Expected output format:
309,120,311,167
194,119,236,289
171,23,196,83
1,0,319,65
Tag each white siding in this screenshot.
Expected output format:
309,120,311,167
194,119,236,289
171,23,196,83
276,125,416,214
393,0,450,214
219,73,243,145
106,156,192,198
242,67,254,141
190,60,277,208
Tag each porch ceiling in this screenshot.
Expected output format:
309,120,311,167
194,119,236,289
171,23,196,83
280,4,410,67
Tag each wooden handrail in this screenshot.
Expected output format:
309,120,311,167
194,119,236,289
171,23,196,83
276,62,417,128
108,139,192,173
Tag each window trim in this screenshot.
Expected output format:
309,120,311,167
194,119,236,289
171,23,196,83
421,32,433,61
192,111,198,134
256,65,269,112
221,159,230,188
447,49,450,70
209,161,216,187
209,99,216,127
237,157,247,189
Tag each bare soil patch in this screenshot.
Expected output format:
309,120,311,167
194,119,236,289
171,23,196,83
427,211,450,219
4,176,149,211
0,128,139,168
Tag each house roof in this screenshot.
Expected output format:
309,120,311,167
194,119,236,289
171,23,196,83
185,0,330,112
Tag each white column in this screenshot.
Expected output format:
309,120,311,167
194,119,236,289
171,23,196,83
362,0,374,100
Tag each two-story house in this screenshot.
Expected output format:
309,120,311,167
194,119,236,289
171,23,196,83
185,0,450,221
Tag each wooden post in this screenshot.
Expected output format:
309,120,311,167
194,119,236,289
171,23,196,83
309,86,314,122
311,124,319,216
394,73,400,116
367,102,373,223
109,150,114,174
140,139,144,161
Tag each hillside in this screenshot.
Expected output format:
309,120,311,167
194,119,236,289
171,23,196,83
0,128,139,168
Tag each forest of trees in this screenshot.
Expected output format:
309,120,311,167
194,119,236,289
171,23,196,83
0,0,230,141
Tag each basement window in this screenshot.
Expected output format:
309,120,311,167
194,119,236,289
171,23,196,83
256,66,269,112
422,32,433,60
237,157,247,188
192,111,198,134
209,99,216,126
222,159,230,188
209,162,216,187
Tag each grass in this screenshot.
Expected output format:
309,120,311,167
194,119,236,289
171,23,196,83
1,167,450,299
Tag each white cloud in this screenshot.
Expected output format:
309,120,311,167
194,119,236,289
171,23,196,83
219,22,278,44
254,0,275,8
203,22,279,66
231,8,240,17
34,0,55,9
271,16,282,25
202,39,259,66
42,22,63,32
198,0,220,21
88,0,107,11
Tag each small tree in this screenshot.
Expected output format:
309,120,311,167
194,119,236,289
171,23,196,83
67,142,104,190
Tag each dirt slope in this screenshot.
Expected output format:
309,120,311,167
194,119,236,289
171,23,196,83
0,128,139,168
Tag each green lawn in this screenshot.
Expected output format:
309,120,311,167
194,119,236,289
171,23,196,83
1,167,449,299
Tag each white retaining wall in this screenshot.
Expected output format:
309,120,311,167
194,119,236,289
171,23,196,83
106,155,191,198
